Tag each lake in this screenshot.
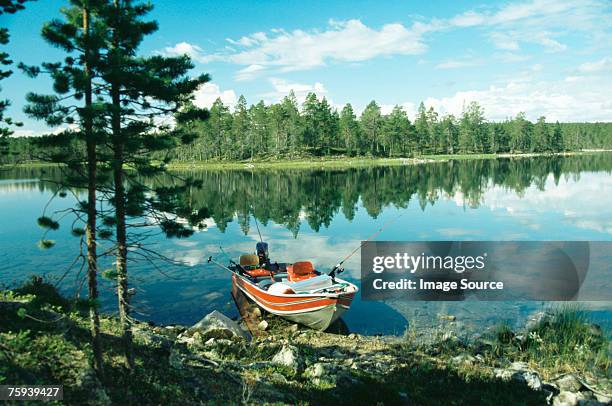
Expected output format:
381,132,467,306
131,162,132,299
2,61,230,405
1,153,611,336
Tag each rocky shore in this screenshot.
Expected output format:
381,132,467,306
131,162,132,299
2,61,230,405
1,281,610,405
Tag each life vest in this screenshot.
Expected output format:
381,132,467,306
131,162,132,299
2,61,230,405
287,261,318,282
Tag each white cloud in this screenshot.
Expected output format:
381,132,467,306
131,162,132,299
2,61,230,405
193,83,237,109
435,59,481,69
235,64,266,81
578,57,612,73
418,72,612,121
161,42,221,64
223,19,427,77
260,78,328,105
489,32,521,51
158,0,609,79
472,172,612,235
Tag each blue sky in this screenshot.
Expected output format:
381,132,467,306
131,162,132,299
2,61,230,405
2,0,611,136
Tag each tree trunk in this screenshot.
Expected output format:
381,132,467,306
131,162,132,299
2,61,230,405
111,0,134,371
83,3,103,377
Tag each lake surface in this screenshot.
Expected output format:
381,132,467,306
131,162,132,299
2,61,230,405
1,154,611,336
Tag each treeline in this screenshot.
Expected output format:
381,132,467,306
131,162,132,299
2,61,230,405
164,96,611,161
3,96,612,164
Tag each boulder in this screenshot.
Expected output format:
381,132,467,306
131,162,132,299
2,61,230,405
556,375,583,392
272,345,302,371
553,391,578,406
187,310,249,341
525,311,552,331
495,362,542,391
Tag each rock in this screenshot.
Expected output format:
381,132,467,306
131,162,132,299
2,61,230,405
169,348,184,369
132,325,172,349
594,393,611,404
525,311,552,331
175,333,195,346
516,370,542,391
76,367,112,405
270,372,288,383
304,362,338,385
556,375,583,392
495,363,542,391
437,314,456,321
205,337,216,346
272,345,301,371
348,333,357,339
509,361,529,371
188,310,249,341
554,391,579,406
451,354,475,365
258,320,269,331
587,324,602,337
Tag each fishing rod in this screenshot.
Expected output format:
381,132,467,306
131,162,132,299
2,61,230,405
218,245,232,262
253,211,263,242
329,212,404,278
207,256,242,275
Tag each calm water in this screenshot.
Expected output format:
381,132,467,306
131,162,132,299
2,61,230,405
1,154,611,336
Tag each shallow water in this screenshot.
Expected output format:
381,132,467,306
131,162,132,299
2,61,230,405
1,154,611,335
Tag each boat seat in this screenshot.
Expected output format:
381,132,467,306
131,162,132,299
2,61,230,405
287,261,318,282
240,254,259,268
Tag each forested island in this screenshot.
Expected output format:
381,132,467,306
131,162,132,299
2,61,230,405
3,98,612,165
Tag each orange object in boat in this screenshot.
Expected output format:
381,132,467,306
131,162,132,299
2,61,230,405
288,261,317,282
245,268,274,278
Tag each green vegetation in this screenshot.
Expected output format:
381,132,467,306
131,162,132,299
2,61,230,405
12,0,212,374
0,279,569,405
488,306,610,380
3,102,612,165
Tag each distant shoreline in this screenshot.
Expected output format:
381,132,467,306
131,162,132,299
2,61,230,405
4,149,611,171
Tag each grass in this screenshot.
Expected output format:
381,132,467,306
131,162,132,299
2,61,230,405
483,305,610,383
1,279,608,404
166,151,604,171
4,150,606,171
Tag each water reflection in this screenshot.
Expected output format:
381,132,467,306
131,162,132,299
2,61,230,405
0,153,611,335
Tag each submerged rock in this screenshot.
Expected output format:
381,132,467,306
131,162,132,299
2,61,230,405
187,310,250,341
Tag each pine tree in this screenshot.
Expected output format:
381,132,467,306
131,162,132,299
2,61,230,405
282,91,301,156
383,106,410,157
360,100,382,156
440,114,458,154
302,92,320,153
533,116,549,153
339,103,360,156
551,121,564,152
249,100,269,158
21,0,108,376
232,95,249,159
414,102,429,154
95,0,210,369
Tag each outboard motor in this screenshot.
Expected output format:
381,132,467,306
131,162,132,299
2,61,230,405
256,242,269,266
